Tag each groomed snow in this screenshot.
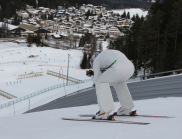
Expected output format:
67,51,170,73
112,8,148,18
0,42,89,101
0,96,8,101
0,97,181,139
0,40,181,139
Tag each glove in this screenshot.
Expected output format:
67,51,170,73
86,70,94,77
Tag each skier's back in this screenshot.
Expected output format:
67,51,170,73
87,50,136,120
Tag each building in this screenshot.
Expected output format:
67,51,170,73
19,24,51,37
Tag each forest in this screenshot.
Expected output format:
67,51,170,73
108,0,182,75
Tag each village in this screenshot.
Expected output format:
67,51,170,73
0,4,134,53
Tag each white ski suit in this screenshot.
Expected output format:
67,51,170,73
91,50,134,113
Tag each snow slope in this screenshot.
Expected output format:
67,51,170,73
0,42,90,101
0,41,93,118
0,40,181,139
0,97,181,139
112,8,148,18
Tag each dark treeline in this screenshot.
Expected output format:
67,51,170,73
80,53,92,69
108,0,182,75
0,22,10,38
79,33,97,69
0,0,94,21
27,34,42,46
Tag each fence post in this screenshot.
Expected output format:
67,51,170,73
140,75,143,81
28,99,30,110
13,102,15,115
172,71,175,75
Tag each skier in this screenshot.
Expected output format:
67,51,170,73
86,50,136,120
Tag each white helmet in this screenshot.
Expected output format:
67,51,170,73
90,53,99,67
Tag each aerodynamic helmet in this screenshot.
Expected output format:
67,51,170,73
90,53,99,67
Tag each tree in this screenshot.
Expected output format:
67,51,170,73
121,10,126,18
87,54,92,69
45,33,48,40
27,34,33,46
85,10,91,19
36,33,42,46
127,12,130,19
100,13,103,18
66,16,69,21
138,14,153,75
80,53,87,69
167,0,182,69
98,41,103,52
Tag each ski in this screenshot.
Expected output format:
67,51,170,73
79,114,175,119
62,118,150,125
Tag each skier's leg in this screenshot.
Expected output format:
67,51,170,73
113,81,134,111
95,83,115,114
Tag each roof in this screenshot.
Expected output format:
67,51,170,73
19,24,39,31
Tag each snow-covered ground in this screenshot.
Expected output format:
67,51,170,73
0,40,181,139
112,8,148,18
0,42,93,117
0,97,181,139
0,42,90,101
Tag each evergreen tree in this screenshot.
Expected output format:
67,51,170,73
87,54,92,69
45,33,48,40
27,34,33,46
121,10,126,18
127,12,130,19
80,53,87,69
36,33,41,46
138,14,153,75
167,0,182,69
100,13,103,18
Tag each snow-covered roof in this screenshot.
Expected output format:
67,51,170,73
25,31,34,33
0,22,18,30
52,33,61,38
15,40,27,43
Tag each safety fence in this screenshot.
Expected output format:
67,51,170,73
18,72,44,79
0,79,91,110
125,68,182,82
139,69,182,80
47,70,82,84
0,90,17,99
0,60,48,65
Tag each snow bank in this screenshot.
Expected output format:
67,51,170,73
0,97,181,139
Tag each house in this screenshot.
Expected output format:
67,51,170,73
83,28,89,33
19,12,29,19
96,35,105,41
26,5,33,9
52,33,61,39
99,26,107,35
117,20,130,26
109,26,121,39
74,20,82,27
19,24,51,37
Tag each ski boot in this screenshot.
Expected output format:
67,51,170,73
92,111,115,120
129,110,137,116
113,107,137,116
